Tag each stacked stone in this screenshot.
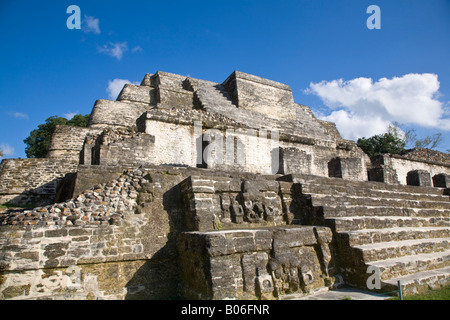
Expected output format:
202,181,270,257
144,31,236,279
399,148,450,165
146,106,245,130
100,127,141,146
0,169,148,227
84,132,98,145
292,174,450,294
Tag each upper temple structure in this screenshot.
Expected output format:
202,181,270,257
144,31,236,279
0,70,449,300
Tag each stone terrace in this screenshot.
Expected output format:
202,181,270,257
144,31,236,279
288,174,450,295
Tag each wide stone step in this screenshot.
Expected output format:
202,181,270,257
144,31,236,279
322,206,448,218
354,238,450,262
343,227,450,246
301,183,449,202
367,251,450,280
310,194,450,210
292,175,447,195
382,266,450,296
331,216,450,232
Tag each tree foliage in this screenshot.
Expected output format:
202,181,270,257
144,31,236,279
0,149,3,158
357,123,446,157
24,114,90,158
357,132,406,158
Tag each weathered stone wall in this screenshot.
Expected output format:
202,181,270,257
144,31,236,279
317,119,342,141
1,167,326,300
0,159,78,206
155,71,194,109
187,77,332,143
47,126,102,162
180,175,295,232
0,168,189,300
339,157,366,181
371,154,450,185
0,222,178,300
391,156,450,186
73,165,132,198
279,148,313,175
277,142,368,181
82,70,369,180
177,226,337,300
223,71,297,120
143,119,196,167
88,99,150,129
399,148,450,164
117,84,156,105
95,129,155,167
142,118,279,173
0,169,144,227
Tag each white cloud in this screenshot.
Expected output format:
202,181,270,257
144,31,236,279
132,46,143,53
305,73,450,140
0,143,14,158
63,112,78,120
8,111,29,120
107,79,139,100
97,42,128,60
82,15,101,34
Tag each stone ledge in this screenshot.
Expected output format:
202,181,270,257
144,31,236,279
225,71,292,92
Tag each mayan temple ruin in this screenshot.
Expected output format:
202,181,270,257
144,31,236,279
0,70,449,300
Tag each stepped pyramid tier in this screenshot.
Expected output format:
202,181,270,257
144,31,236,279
0,70,449,300
285,174,450,295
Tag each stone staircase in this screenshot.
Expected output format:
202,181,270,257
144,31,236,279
186,77,283,131
186,78,236,110
289,174,450,295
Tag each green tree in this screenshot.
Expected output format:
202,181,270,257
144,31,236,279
358,122,447,157
67,114,90,127
357,132,406,158
24,114,90,158
0,148,4,158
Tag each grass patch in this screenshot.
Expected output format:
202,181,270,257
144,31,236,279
389,286,450,300
0,203,36,210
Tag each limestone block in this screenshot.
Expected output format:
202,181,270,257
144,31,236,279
177,226,336,300
89,99,149,128
154,71,194,109
0,158,78,206
272,227,317,249
223,71,296,120
279,147,312,175
117,84,155,104
140,73,154,86
230,205,244,223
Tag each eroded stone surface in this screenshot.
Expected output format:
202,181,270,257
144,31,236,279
0,70,449,300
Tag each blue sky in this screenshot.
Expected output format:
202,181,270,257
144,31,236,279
1,0,449,158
